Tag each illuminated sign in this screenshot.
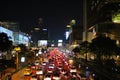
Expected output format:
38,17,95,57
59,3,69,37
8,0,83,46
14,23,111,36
21,57,25,62
58,40,63,43
58,43,62,47
66,31,69,40
18,34,29,46
38,40,48,46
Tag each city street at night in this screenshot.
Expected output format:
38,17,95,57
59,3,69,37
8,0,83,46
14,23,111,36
0,0,120,80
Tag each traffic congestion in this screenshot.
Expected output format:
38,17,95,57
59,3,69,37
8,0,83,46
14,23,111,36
23,48,87,80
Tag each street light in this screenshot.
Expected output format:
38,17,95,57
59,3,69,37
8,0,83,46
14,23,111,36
14,47,21,70
66,25,71,28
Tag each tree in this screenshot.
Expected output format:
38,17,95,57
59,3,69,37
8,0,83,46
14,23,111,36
79,41,90,61
0,32,12,52
17,44,27,55
89,35,118,62
26,48,36,63
17,44,36,64
72,47,80,55
16,44,30,66
72,47,80,67
17,44,28,61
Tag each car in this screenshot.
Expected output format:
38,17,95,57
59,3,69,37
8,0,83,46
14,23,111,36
31,64,36,70
53,73,61,80
34,60,40,66
80,73,87,80
57,65,63,70
24,68,32,76
47,69,53,74
70,68,77,73
44,77,51,80
48,64,55,72
49,63,55,68
44,73,52,80
60,69,66,75
53,76,61,80
36,69,43,75
31,75,37,80
42,62,47,66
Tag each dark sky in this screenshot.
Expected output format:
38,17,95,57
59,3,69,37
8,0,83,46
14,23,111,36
0,0,83,40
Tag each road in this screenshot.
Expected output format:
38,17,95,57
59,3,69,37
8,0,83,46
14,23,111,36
2,48,89,80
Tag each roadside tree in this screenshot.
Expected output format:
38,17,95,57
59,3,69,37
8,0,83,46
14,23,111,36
79,41,90,61
0,32,12,52
89,35,118,64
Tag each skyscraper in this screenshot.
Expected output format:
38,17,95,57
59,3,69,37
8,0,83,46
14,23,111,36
85,0,120,43
87,0,120,27
30,18,49,47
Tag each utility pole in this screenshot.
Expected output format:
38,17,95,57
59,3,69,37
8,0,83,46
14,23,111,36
83,0,87,41
83,0,88,62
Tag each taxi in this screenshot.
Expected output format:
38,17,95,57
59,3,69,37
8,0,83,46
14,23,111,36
24,68,32,76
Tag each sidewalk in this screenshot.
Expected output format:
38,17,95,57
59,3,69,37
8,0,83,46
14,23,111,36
12,67,26,80
0,67,16,80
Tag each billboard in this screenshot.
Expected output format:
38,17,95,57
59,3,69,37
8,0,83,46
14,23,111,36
58,40,63,43
18,34,29,46
38,40,48,46
66,31,69,40
19,34,24,44
23,36,29,46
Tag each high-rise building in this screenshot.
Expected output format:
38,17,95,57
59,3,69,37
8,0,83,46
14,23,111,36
0,21,30,46
31,28,49,47
66,20,83,45
83,0,120,43
87,0,120,27
30,18,49,47
0,21,20,32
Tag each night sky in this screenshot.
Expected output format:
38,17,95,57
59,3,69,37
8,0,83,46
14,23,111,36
0,0,83,40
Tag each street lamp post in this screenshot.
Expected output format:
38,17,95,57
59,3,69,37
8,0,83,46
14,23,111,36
14,47,21,70
16,51,18,69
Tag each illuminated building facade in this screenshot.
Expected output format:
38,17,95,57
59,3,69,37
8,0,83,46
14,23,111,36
0,21,30,46
0,21,20,32
66,20,83,45
84,0,120,44
31,28,49,47
86,0,120,27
